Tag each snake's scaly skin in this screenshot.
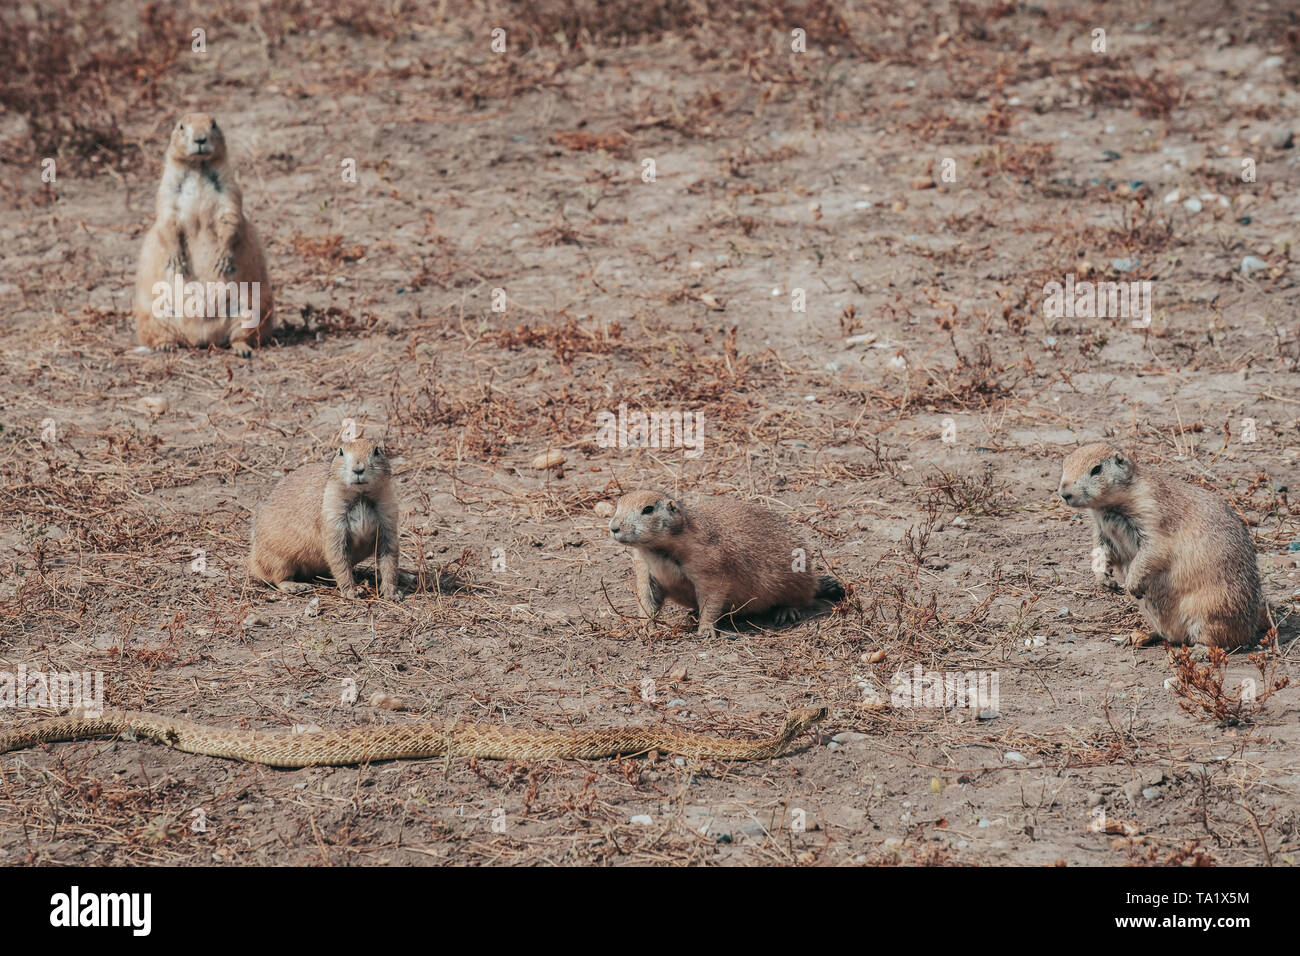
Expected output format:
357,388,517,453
0,707,828,768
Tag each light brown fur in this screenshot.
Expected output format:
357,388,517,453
609,490,844,637
1058,443,1265,649
250,440,401,600
133,113,274,354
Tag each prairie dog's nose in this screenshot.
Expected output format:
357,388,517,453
609,524,620,536
352,464,366,474
193,133,207,144
1059,488,1073,503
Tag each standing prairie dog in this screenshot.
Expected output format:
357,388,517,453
609,490,845,637
1058,443,1264,649
133,113,274,353
250,440,402,600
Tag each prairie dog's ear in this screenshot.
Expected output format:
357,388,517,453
665,498,679,515
1114,452,1125,466
327,447,343,463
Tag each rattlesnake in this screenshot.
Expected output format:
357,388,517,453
0,707,828,768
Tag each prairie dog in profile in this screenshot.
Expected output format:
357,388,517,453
608,490,844,637
1058,443,1264,649
250,440,401,600
133,113,274,353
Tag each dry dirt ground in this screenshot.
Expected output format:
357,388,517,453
1,0,1298,866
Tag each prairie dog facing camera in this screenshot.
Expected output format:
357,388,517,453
609,490,845,637
133,113,275,354
250,439,401,600
1058,443,1264,649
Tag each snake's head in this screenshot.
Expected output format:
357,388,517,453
785,706,829,734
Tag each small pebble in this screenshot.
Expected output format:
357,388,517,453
135,396,168,416
628,815,653,826
303,597,321,618
844,332,878,347
530,450,565,470
1241,256,1269,275
1183,197,1202,213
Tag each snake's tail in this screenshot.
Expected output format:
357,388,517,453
0,714,117,753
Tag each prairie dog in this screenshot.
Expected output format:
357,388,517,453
609,490,844,637
133,113,275,353
1058,443,1263,649
250,440,402,600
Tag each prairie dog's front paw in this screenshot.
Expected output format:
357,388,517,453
1125,572,1147,599
215,252,236,276
381,584,404,602
165,253,189,277
771,607,802,627
1097,573,1123,593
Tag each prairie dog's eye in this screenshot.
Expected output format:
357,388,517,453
373,446,383,457
1090,465,1102,476
641,505,655,515
337,448,343,457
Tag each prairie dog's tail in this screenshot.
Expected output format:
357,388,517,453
815,575,845,602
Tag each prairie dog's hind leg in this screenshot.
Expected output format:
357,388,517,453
275,580,315,594
695,595,726,638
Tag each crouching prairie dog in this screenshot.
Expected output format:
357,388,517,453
1058,443,1265,649
133,113,275,353
609,490,845,637
250,439,402,600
